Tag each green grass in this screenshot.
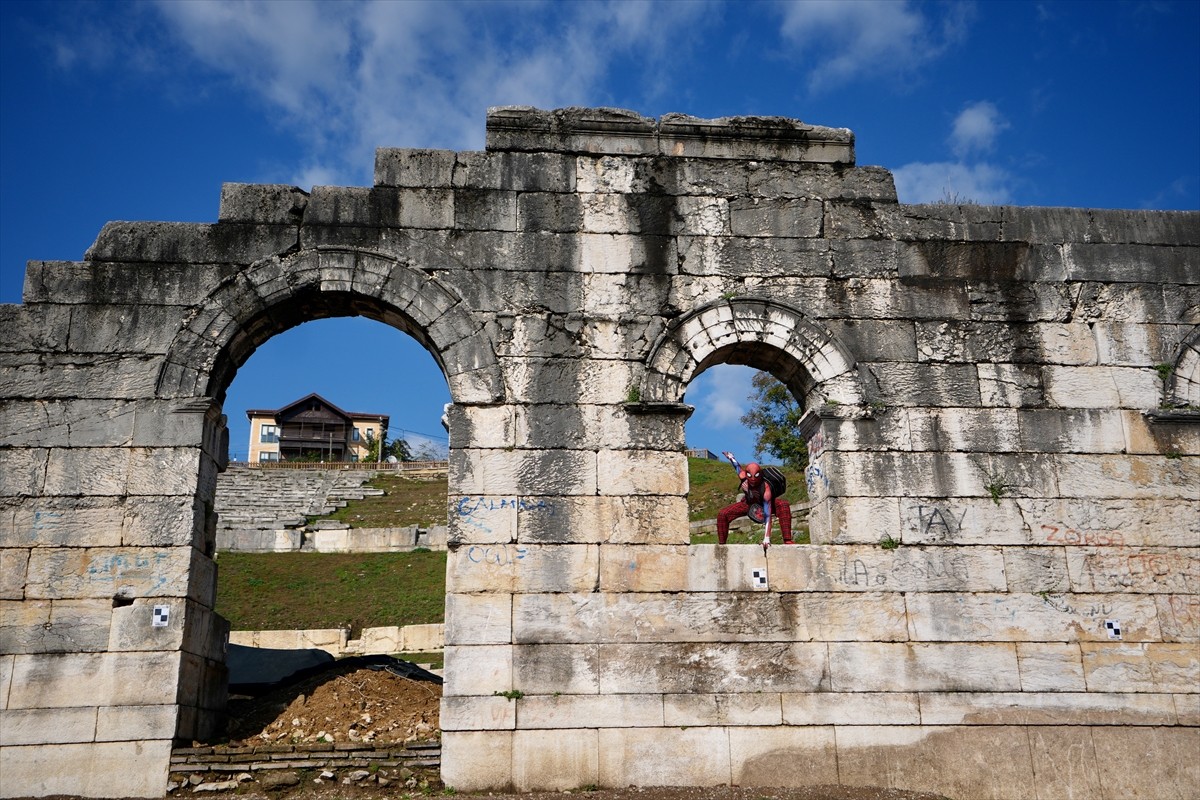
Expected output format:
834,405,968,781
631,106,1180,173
218,457,811,631
215,551,445,633
322,473,447,528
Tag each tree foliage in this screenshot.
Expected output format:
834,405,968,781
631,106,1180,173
740,371,808,470
366,432,414,463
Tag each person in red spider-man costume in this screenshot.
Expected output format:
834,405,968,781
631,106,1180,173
716,451,793,547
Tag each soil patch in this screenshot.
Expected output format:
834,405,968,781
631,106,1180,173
225,664,441,745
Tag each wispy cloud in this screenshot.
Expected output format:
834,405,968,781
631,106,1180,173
689,366,756,429
892,160,1012,204
775,0,972,92
136,0,712,187
894,99,1014,204
950,101,1009,158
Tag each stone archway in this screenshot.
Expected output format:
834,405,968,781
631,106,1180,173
155,247,505,406
640,297,864,408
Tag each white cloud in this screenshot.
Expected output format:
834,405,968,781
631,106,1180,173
892,161,1012,205
776,0,971,91
134,0,712,187
950,101,1009,158
689,365,756,429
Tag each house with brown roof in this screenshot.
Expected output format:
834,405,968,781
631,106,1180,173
246,393,389,463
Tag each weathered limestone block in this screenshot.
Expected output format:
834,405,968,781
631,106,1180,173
66,305,184,356
455,188,517,232
450,448,597,496
665,692,783,727
918,691,1178,726
1026,726,1105,800
503,358,637,406
578,232,676,275
1018,496,1200,548
1043,365,1162,408
902,408,1023,453
728,197,821,238
444,592,511,645
6,651,181,708
447,544,597,593
110,598,225,657
95,704,179,741
517,495,688,545
1053,454,1198,499
976,362,1045,407
597,727,731,788
906,591,1160,642
768,544,1007,593
124,496,209,548
86,220,296,266
218,182,308,223
446,404,516,449
598,642,829,694
1,353,164,401
17,260,229,307
1016,643,1086,691
824,319,917,362
678,235,830,278
1156,595,1200,642
230,628,345,652
599,545,688,591
915,321,1097,365
1091,727,1200,800
0,548,29,598
1067,547,1200,593
1081,642,1199,692
1175,693,1200,725
127,447,209,496
685,544,781,591
0,305,72,354
1075,280,1200,325
449,494,518,544
517,694,664,729
964,280,1075,323
1065,242,1198,284
596,449,687,495
0,706,98,746
512,729,599,792
42,447,129,496
834,725,1037,800
866,363,983,407
373,148,456,188
781,692,920,725
0,399,137,448
1014,408,1128,454
889,498,1028,545
512,591,906,644
730,726,839,787
442,645,512,697
25,546,207,601
0,599,111,654
439,730,513,793
513,643,600,695
439,694,515,731
1002,547,1071,592
829,643,1020,692
0,739,173,799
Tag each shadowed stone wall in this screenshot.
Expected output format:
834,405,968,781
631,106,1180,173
1,107,1196,799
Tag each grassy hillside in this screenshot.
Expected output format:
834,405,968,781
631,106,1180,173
216,458,809,631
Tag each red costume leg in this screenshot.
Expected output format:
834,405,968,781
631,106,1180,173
774,497,793,543
716,501,749,544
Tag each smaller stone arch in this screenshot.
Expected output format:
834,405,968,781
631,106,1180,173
639,297,864,407
154,247,505,405
1167,324,1200,408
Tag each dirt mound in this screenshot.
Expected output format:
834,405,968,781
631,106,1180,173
225,664,441,746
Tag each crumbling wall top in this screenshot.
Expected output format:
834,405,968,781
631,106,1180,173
485,106,855,165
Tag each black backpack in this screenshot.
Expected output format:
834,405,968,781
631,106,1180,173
761,466,786,498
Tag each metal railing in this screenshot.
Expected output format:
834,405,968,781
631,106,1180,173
228,459,448,473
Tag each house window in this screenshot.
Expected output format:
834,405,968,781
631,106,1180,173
352,427,361,442
259,452,279,462
260,424,279,443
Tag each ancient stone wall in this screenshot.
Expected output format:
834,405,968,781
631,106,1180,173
1,107,1196,799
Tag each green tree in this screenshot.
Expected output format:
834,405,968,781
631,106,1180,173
366,432,415,462
740,371,808,470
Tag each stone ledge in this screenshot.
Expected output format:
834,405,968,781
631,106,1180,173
486,106,855,164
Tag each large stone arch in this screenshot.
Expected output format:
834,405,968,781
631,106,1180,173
1168,324,1200,408
154,247,505,405
639,297,864,407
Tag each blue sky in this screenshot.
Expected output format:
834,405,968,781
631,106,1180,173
2,0,1197,463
